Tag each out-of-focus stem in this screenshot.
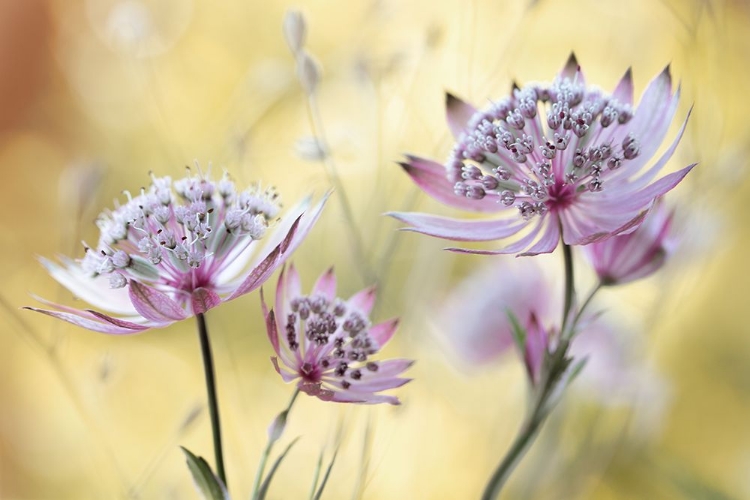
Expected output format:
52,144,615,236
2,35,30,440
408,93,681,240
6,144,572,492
251,388,300,500
304,93,376,284
566,282,603,340
195,313,226,488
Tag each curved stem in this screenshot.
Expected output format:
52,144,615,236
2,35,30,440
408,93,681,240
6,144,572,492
566,282,603,340
195,313,227,487
482,244,577,499
251,388,301,500
480,416,543,500
481,339,569,500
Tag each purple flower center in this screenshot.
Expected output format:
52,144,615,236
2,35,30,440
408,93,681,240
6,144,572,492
545,181,576,213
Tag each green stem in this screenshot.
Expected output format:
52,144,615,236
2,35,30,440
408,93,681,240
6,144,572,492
251,388,301,500
561,243,575,332
566,282,603,340
195,313,227,488
481,339,569,499
480,416,544,500
481,244,577,499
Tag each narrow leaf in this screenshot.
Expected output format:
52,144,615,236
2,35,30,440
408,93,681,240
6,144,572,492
566,357,588,385
180,447,229,500
313,447,339,500
257,437,300,500
308,452,324,500
506,309,527,354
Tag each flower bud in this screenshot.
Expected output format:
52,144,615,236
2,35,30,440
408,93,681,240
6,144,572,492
297,50,320,94
583,201,675,285
268,409,289,445
283,10,307,54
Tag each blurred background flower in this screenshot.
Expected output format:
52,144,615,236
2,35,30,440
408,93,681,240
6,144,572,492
2,0,750,498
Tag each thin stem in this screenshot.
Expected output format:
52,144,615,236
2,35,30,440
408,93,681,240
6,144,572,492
566,282,604,340
481,340,569,499
482,244,578,499
304,93,376,285
481,415,544,500
561,243,575,332
195,313,227,487
251,388,301,500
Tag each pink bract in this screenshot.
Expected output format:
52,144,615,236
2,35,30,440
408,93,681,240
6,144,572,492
263,265,412,405
389,54,694,256
25,171,328,334
582,200,676,285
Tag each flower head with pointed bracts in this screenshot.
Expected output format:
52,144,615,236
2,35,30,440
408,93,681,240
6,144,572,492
390,54,694,256
25,169,328,334
582,200,676,285
263,265,412,405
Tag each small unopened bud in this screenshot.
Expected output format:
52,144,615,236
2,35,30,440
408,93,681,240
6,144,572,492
109,272,127,289
283,10,307,54
268,409,289,444
294,136,328,161
297,51,321,94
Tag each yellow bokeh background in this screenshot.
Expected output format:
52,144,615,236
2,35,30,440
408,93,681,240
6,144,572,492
1,0,749,498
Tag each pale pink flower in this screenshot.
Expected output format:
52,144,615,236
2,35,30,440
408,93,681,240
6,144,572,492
582,200,675,285
439,257,656,394
26,171,328,334
438,257,552,366
263,265,412,405
390,54,694,256
439,257,556,386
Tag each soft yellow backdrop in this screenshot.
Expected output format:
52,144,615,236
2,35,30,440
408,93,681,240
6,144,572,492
1,0,749,499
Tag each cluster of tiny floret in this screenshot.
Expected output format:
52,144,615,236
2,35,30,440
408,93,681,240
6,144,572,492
448,77,641,220
79,169,281,292
286,293,381,389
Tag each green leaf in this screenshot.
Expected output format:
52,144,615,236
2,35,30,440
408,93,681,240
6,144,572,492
308,452,324,500
562,356,588,389
313,447,339,500
257,437,300,500
180,447,229,500
506,309,527,354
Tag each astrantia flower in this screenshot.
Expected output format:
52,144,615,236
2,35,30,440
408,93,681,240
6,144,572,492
439,257,552,366
438,257,556,386
26,170,328,334
582,200,675,285
438,257,658,398
390,54,694,255
263,265,412,405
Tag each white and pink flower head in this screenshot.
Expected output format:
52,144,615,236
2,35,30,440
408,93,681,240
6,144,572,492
390,53,694,256
582,200,676,285
263,265,412,405
26,169,328,334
